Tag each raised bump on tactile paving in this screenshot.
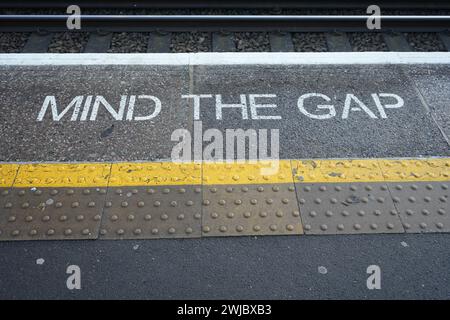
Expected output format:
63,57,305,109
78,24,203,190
0,187,106,240
202,183,303,237
295,182,404,235
388,182,449,233
99,186,202,239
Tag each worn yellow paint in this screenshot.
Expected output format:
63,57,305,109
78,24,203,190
292,158,450,183
108,162,202,186
290,159,322,183
202,160,293,185
0,164,19,187
13,163,111,187
379,158,450,182
292,159,385,183
3,158,449,188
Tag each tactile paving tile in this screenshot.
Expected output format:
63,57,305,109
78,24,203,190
388,182,450,233
99,186,202,239
202,184,303,237
295,183,404,235
0,187,107,240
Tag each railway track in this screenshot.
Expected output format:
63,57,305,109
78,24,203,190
1,0,450,9
0,3,449,53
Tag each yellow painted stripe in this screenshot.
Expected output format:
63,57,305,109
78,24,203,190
292,158,450,183
291,159,385,183
108,162,202,186
379,158,450,182
203,160,293,185
14,163,111,187
2,157,449,188
0,164,19,188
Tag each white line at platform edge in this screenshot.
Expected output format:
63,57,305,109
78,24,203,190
0,52,449,66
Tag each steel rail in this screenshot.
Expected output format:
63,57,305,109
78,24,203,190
0,15,449,32
1,1,450,9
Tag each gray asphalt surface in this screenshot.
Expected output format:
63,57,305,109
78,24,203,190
0,63,449,299
0,234,449,299
0,64,449,161
194,64,450,158
405,65,450,144
0,65,191,162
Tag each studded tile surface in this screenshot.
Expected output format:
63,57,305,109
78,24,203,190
202,183,303,237
296,183,404,235
389,182,450,233
99,186,202,239
0,158,449,241
0,187,106,240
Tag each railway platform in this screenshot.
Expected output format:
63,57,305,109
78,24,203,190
0,52,449,299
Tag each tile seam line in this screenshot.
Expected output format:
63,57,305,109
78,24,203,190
10,165,19,189
401,63,450,148
9,180,446,187
397,63,450,148
96,162,114,240
374,159,407,234
290,159,306,231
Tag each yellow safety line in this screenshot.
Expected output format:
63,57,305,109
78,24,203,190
291,159,385,183
0,164,19,188
108,162,202,186
0,158,448,188
13,163,111,188
292,158,450,183
203,160,293,185
379,159,450,182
